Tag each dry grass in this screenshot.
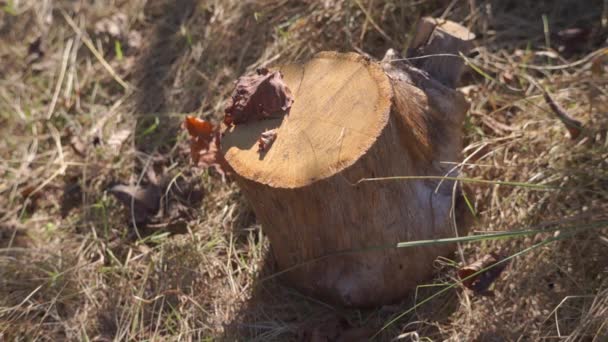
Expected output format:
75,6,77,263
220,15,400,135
1,0,607,340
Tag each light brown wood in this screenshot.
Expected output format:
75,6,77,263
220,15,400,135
222,52,392,189
221,21,474,307
407,17,476,88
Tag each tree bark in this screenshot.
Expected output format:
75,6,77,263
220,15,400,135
221,19,474,307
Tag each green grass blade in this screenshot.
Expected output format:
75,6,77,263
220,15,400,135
260,221,607,283
372,230,584,339
356,175,557,190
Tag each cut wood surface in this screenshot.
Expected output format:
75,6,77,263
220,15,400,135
221,19,474,307
222,52,392,188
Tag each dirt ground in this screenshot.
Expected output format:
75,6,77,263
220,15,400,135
1,0,607,341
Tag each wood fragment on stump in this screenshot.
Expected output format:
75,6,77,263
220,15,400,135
406,17,476,88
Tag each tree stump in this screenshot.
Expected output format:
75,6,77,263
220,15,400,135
221,18,475,307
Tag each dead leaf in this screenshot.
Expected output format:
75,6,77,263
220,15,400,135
224,67,294,126
499,69,518,86
63,126,87,157
457,252,509,296
66,130,87,158
542,90,584,139
20,185,37,198
197,131,232,181
94,13,128,39
107,129,131,150
184,117,211,151
127,30,143,50
109,167,205,233
26,36,45,65
108,183,161,225
69,135,87,157
458,84,480,97
93,13,141,54
183,116,232,181
184,115,213,141
258,129,278,152
184,116,214,163
554,27,592,55
147,173,204,233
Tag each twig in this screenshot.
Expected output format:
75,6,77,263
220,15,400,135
61,11,131,90
542,90,583,139
353,0,396,45
46,38,73,120
440,0,460,19
358,0,374,44
500,47,607,71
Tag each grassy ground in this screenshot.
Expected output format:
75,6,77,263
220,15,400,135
1,0,607,340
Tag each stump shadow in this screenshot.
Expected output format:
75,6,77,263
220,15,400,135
131,0,197,155
132,0,273,155
131,0,276,165
219,247,462,341
221,117,286,162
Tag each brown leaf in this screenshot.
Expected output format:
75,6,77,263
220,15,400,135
224,67,294,125
184,115,214,140
20,185,37,198
127,30,143,50
554,27,592,55
183,116,232,181
457,252,509,295
197,131,232,181
63,126,87,157
258,129,278,152
542,91,583,139
70,136,87,157
183,116,215,164
26,36,45,65
107,129,131,151
109,168,205,233
94,13,128,39
108,183,161,225
499,70,518,86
